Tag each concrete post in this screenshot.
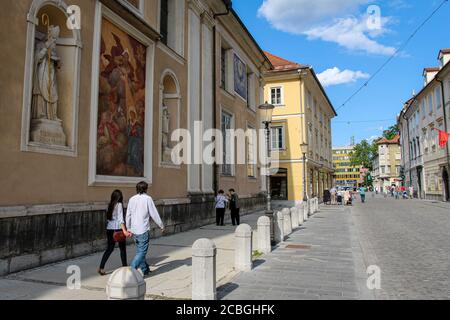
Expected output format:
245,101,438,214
235,224,253,272
315,198,319,212
274,211,285,243
309,199,314,215
106,267,146,300
192,239,217,300
304,201,309,221
290,207,299,229
282,208,292,236
257,216,271,254
298,204,304,225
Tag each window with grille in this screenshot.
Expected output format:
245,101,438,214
271,126,285,150
270,87,283,105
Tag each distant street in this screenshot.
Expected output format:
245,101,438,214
220,194,450,300
352,194,450,299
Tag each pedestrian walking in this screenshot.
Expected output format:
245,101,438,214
228,189,240,226
359,187,366,203
126,181,165,276
409,186,414,199
215,190,228,226
330,187,337,205
98,190,129,276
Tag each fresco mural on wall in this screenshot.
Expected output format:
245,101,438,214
96,17,147,177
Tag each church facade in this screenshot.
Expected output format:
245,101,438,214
0,0,270,275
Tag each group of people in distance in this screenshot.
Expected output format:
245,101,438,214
214,189,240,226
329,186,368,206
97,184,242,275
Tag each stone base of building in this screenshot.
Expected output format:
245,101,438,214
0,194,265,276
423,193,445,202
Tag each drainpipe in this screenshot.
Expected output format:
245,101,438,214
437,78,450,201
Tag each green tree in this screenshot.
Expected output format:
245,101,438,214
349,140,379,171
382,125,399,140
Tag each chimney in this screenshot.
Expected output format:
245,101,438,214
423,67,439,86
438,49,450,68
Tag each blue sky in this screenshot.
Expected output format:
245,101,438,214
233,0,450,146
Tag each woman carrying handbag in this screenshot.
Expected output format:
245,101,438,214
98,190,131,276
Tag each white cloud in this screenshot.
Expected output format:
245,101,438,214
317,67,370,87
258,0,396,55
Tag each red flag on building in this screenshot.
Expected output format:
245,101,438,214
433,128,450,149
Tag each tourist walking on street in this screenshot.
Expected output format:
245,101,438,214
126,181,165,276
98,190,129,276
215,190,228,226
359,186,366,203
228,189,240,226
330,187,337,205
409,186,414,199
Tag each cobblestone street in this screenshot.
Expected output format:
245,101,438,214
220,195,450,300
352,195,450,300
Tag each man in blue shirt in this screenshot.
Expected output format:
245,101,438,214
359,187,366,203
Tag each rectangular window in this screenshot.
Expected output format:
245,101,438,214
271,126,285,150
422,100,426,118
160,0,169,45
428,93,434,114
220,47,227,89
221,111,233,176
436,87,442,109
247,125,256,177
270,87,283,105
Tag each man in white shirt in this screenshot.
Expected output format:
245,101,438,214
126,181,165,276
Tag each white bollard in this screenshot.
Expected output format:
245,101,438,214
282,208,292,236
235,224,253,272
257,216,271,254
309,199,314,215
298,204,304,225
290,207,299,229
274,211,285,243
192,238,217,300
315,198,319,212
106,267,146,300
303,202,309,221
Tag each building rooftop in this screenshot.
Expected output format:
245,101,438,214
377,135,400,145
264,51,309,72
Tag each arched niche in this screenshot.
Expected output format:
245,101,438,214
159,69,181,167
21,0,82,157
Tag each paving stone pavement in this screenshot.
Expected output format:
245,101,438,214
351,194,450,300
219,204,375,300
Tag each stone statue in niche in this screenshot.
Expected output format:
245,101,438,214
30,14,66,147
161,103,173,164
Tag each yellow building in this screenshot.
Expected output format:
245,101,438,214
264,52,337,204
332,146,360,188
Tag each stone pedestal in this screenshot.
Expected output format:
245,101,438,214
298,204,304,225
282,208,292,236
290,207,299,229
257,216,271,254
304,201,310,221
106,267,146,300
192,238,217,300
235,224,253,272
274,211,285,243
30,118,66,146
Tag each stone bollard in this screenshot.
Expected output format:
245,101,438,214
257,216,271,254
308,199,314,215
274,211,285,243
315,198,319,212
192,239,217,300
290,207,299,229
235,224,253,272
298,204,304,225
282,208,292,236
106,267,146,300
304,201,310,221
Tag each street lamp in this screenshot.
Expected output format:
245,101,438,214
300,142,309,202
259,102,275,213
